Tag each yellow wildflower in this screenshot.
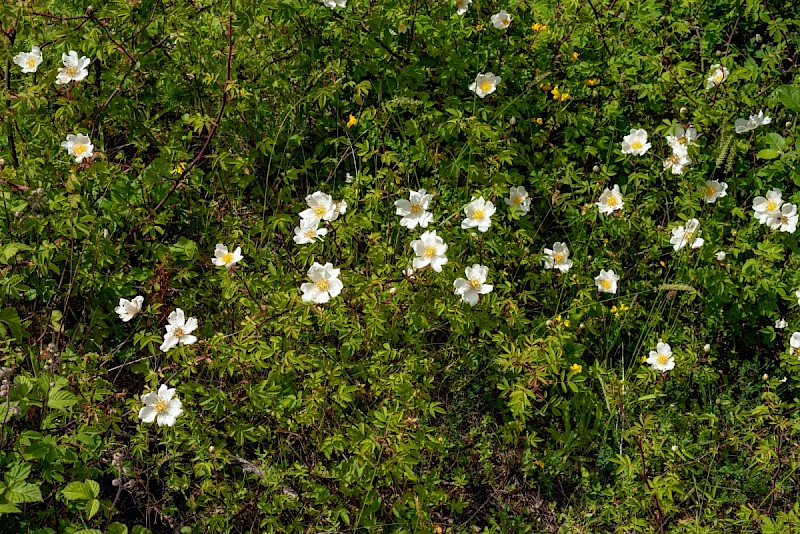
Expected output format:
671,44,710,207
551,86,561,100
585,79,598,87
540,82,552,91
346,114,358,128
570,363,582,373
531,23,547,32
534,459,545,468
564,320,570,327
170,162,187,175
559,92,571,102
611,305,618,313
571,52,579,61
536,117,543,125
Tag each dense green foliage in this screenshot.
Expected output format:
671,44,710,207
1,0,800,532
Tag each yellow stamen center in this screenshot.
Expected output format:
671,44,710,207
410,203,422,215
502,18,509,25
26,57,36,68
472,209,485,220
221,252,234,264
469,278,482,289
600,279,612,290
73,143,87,155
512,195,523,206
173,327,185,339
606,195,618,206
657,354,669,365
553,252,565,263
65,65,78,78
766,200,778,211
424,245,437,258
315,279,329,292
704,186,716,198
684,231,694,242
304,229,316,238
313,204,327,217
479,80,493,92
713,72,723,83
154,399,169,414
630,140,643,150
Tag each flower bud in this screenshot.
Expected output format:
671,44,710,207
671,445,678,452
703,344,711,353
592,165,600,172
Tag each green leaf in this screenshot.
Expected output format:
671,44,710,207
0,308,28,340
4,462,31,484
85,498,100,519
74,530,102,534
0,503,21,514
107,522,129,534
758,149,781,160
776,85,800,113
5,482,43,504
62,481,91,501
47,388,78,411
84,479,100,498
766,132,787,151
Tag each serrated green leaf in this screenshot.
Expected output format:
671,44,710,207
758,149,780,160
0,502,21,514
4,463,31,484
5,482,43,504
84,479,100,498
85,498,100,519
47,388,78,411
0,308,28,340
107,522,129,534
74,529,102,534
62,481,91,501
766,132,787,151
776,85,800,113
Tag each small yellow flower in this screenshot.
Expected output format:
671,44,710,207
535,117,544,125
559,93,571,102
474,24,484,31
570,363,582,373
563,320,570,327
531,23,547,32
585,78,598,87
346,114,358,128
170,162,187,175
571,52,579,61
641,355,647,362
659,260,666,267
555,314,562,323
551,86,561,100
540,82,552,91
534,459,545,468
611,305,618,313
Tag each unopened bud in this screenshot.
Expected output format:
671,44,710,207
592,165,600,172
671,445,678,452
703,344,711,353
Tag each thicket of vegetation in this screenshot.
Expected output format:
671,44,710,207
1,0,800,532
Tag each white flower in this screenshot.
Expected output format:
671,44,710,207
736,110,772,134
56,51,90,84
596,185,624,214
329,200,347,221
411,230,448,272
666,125,698,149
293,219,328,244
505,186,530,214
391,21,410,35
345,172,354,183
211,243,243,268
663,152,691,175
469,72,501,98
159,308,198,352
594,269,619,294
395,189,434,229
455,0,472,16
701,180,728,203
670,218,704,250
115,296,144,322
60,133,94,163
12,46,43,73
300,191,336,223
490,10,512,29
791,332,800,349
715,251,726,261
300,262,343,304
461,196,496,232
796,289,800,306
138,384,183,427
646,342,675,372
403,264,416,279
776,318,787,329
621,129,651,156
320,0,346,8
453,264,494,306
766,203,798,233
752,188,783,224
705,64,729,89
543,242,573,273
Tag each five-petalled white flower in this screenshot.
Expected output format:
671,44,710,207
455,0,473,16
453,264,494,306
702,180,728,203
320,0,346,9
753,188,783,224
735,110,772,134
594,269,619,294
705,64,729,89
670,218,704,250
766,203,798,233
411,230,448,272
301,262,343,304
56,50,90,85
462,196,496,232
160,308,199,352
543,242,573,273
395,189,434,229
294,219,328,244
13,46,43,73
300,191,336,223
491,10,512,29
621,129,651,156
212,243,243,268
61,133,94,163
647,342,675,372
469,72,501,98
505,186,530,215
596,185,624,215
138,384,183,427
115,296,144,322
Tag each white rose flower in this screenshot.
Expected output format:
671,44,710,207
293,219,328,244
453,264,494,306
736,110,772,133
775,318,787,329
666,125,698,149
211,243,243,268
505,186,530,214
115,296,144,322
159,308,199,352
663,152,691,175
766,203,798,233
796,289,800,306
138,384,183,427
320,0,346,8
345,172,354,183
12,46,43,73
596,184,624,214
752,188,783,224
701,180,728,203
791,332,800,349
621,128,651,156
705,64,729,89
60,133,94,163
670,218,704,250
56,51,90,84
469,72,501,98
715,251,726,261
411,230,448,272
594,269,619,294
461,196,496,232
543,242,573,273
490,10,512,29
395,189,434,229
455,0,473,16
300,191,336,223
300,262,343,304
646,342,675,372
